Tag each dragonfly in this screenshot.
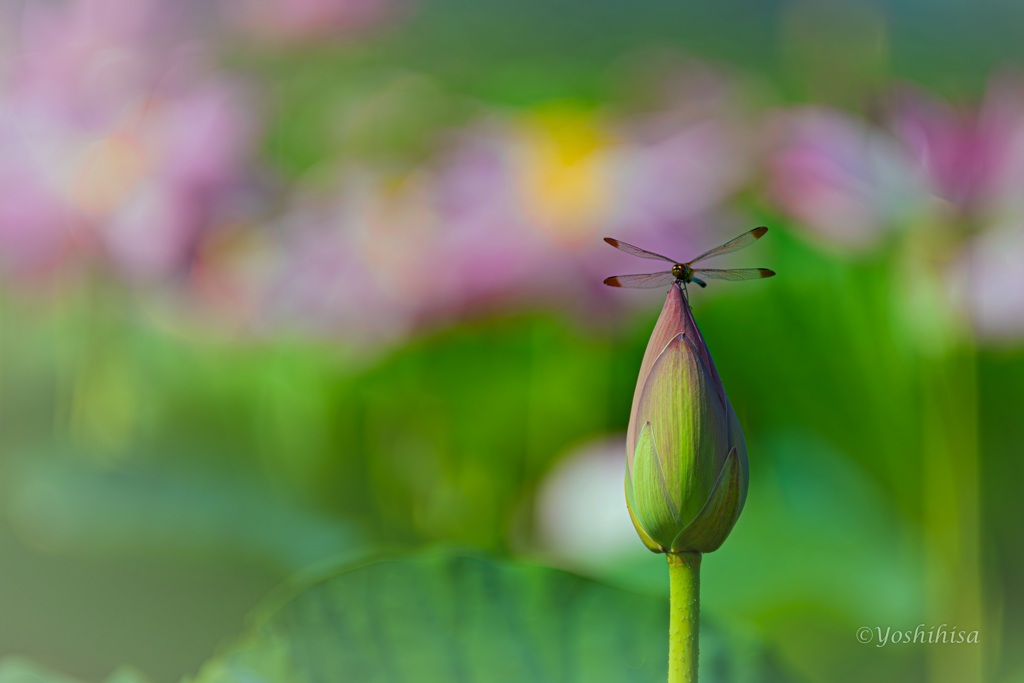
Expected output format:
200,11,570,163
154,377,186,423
602,226,776,290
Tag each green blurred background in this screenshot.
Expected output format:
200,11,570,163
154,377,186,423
1,0,1023,681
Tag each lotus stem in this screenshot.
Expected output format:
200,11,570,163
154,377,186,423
667,551,701,683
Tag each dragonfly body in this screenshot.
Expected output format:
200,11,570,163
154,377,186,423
670,263,706,288
603,227,774,291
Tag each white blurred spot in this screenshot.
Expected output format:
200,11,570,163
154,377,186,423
534,436,639,568
965,223,1024,341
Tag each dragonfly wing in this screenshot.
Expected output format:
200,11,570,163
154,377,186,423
603,237,678,264
603,272,678,289
694,268,775,281
689,227,768,264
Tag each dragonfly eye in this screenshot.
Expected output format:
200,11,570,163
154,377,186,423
671,264,684,278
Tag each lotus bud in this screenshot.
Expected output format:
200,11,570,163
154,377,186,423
624,283,749,553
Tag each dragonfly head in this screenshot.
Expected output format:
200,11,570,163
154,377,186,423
671,263,690,282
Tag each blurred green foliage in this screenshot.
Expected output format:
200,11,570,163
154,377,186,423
4,1,1024,683
187,550,788,683
5,228,1020,682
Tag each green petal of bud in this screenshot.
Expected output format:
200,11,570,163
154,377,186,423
624,284,749,554
627,422,681,550
670,446,744,552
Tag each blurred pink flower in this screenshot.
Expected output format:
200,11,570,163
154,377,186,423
620,119,747,230
222,74,755,347
890,79,1024,220
768,107,932,251
769,78,1024,341
615,67,755,237
0,0,255,281
884,81,1024,342
422,74,758,320
0,111,77,277
770,79,1024,242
